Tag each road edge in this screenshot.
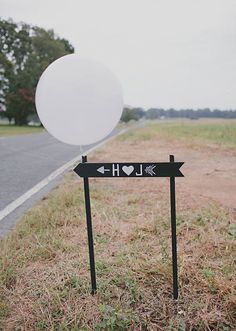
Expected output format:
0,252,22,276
0,127,129,222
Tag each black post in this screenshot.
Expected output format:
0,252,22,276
82,155,97,294
169,155,178,299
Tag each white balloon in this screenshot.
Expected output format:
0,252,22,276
35,54,123,145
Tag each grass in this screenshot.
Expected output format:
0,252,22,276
119,119,236,150
0,124,43,136
0,120,235,330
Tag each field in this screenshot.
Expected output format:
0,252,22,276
0,124,43,136
122,119,236,149
0,119,235,330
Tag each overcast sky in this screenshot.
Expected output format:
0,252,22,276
1,0,236,109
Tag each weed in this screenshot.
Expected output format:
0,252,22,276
202,268,218,293
0,266,16,289
228,224,236,238
66,274,81,289
96,260,112,276
95,234,110,244
159,238,170,263
124,275,142,304
0,300,9,319
95,304,138,331
35,320,49,330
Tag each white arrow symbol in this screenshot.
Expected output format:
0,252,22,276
97,166,110,174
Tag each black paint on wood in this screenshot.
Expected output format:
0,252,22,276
74,162,184,178
82,155,97,295
169,155,178,300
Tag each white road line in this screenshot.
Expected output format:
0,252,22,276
0,128,128,222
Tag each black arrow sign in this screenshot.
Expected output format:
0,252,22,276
74,162,184,178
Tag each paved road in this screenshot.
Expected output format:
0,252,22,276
0,127,122,236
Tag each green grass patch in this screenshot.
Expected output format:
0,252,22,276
0,124,44,136
119,120,236,149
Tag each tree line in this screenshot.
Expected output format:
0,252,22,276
121,107,236,122
0,18,74,125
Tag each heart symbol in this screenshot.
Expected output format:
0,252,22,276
122,165,134,176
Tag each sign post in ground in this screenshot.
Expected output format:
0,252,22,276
169,154,178,300
82,155,97,294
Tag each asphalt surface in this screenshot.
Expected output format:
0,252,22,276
0,127,121,236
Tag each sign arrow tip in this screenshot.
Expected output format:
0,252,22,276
97,166,105,174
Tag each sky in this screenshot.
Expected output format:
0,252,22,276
1,0,236,109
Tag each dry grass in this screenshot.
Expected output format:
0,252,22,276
0,122,235,330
